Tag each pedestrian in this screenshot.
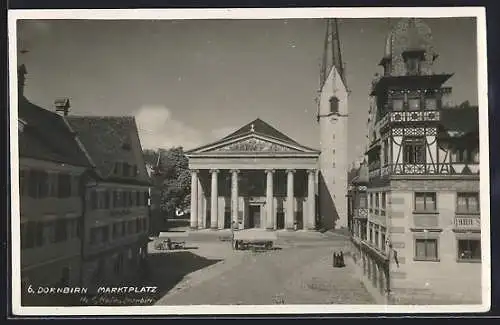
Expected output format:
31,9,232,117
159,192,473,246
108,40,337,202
339,251,345,267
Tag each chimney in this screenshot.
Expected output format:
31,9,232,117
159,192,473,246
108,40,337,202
18,64,27,97
54,98,71,116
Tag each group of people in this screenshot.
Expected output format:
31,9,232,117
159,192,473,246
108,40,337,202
333,251,346,268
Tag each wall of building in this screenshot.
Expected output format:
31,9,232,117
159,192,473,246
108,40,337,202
82,181,150,291
19,158,86,289
386,178,481,304
318,66,349,229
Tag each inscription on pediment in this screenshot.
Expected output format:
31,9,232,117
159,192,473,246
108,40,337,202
213,138,299,152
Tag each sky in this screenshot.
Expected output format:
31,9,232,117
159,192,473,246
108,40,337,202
16,17,478,163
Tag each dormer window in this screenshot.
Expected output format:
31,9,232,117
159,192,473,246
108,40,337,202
402,49,425,76
406,58,421,75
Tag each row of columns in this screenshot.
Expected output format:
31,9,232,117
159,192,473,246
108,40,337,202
190,169,316,230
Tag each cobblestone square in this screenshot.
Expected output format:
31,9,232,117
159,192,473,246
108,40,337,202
150,233,375,305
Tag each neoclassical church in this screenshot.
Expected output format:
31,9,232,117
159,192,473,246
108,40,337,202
185,118,320,231
185,19,349,232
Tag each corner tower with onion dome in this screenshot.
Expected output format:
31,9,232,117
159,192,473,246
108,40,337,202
349,18,481,305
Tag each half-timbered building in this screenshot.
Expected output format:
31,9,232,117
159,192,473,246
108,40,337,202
349,18,481,304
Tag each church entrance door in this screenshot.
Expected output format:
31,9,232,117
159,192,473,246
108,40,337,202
248,205,261,228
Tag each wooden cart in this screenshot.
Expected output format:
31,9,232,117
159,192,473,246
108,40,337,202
155,232,188,250
233,229,277,251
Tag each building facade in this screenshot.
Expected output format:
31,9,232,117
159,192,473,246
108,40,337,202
186,119,320,231
349,18,482,304
317,19,350,230
18,66,93,305
66,116,151,293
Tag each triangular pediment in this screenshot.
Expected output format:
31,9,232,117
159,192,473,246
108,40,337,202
186,118,320,155
188,133,319,155
213,136,301,153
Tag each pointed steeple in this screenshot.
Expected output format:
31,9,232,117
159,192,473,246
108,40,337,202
319,18,347,91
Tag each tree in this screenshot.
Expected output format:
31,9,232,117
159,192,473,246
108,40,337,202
144,147,191,218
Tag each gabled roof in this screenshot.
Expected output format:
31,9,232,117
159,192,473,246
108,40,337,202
221,118,299,145
186,118,319,154
66,116,151,184
18,96,92,167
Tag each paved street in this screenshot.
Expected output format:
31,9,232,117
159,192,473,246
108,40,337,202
151,232,374,305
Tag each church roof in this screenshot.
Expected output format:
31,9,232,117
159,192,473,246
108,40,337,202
186,118,319,154
221,118,300,145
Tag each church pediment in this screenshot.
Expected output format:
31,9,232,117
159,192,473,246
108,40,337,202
185,118,320,156
212,137,301,153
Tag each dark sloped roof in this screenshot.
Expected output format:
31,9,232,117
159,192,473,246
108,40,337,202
221,118,300,145
18,96,91,167
66,116,150,184
186,118,320,154
440,105,479,134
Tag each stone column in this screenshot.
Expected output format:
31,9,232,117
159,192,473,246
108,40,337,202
307,169,316,230
210,169,219,229
231,169,239,228
285,169,295,230
197,177,204,228
265,169,275,230
190,170,199,229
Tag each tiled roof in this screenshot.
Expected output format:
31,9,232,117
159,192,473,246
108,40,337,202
66,116,150,184
18,96,91,167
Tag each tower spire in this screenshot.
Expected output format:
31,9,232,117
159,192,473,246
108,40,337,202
319,18,347,91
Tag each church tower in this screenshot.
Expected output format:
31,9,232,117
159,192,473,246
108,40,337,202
317,18,349,230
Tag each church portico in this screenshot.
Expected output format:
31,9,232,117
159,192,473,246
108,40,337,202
185,118,320,232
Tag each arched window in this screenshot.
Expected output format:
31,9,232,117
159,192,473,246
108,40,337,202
329,96,339,114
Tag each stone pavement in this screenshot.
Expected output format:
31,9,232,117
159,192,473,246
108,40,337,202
153,232,374,305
